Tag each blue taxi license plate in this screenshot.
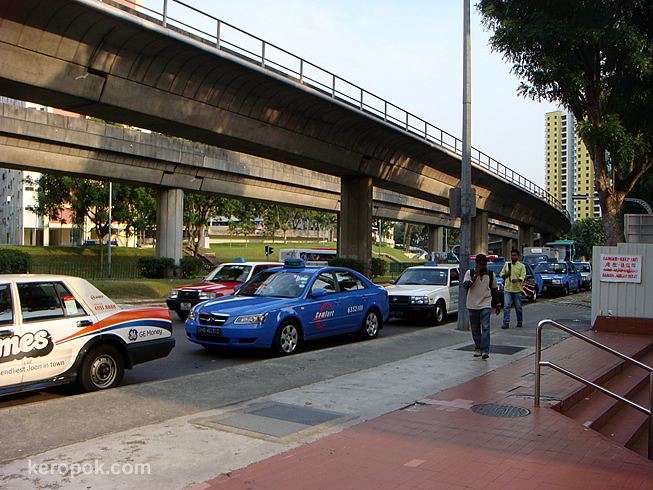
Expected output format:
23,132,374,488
197,326,221,335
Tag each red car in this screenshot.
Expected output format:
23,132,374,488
166,259,281,320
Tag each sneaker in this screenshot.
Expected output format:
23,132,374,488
474,349,481,357
482,353,489,360
501,325,509,329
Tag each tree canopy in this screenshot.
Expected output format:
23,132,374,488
478,0,653,245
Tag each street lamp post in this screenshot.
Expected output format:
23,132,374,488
457,0,472,331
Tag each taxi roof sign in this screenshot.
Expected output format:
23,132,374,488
233,258,246,263
424,261,437,266
284,258,305,268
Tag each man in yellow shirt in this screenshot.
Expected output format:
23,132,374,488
500,249,526,329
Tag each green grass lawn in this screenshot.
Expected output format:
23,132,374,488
2,242,417,299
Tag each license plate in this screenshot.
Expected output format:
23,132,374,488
391,310,403,316
181,302,192,310
197,326,221,335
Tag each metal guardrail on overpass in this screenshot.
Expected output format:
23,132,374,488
111,0,567,219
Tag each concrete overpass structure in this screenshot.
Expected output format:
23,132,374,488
0,102,519,249
0,0,567,265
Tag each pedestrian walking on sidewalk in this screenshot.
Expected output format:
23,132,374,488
463,253,501,360
500,249,526,329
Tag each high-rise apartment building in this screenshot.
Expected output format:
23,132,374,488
545,110,601,221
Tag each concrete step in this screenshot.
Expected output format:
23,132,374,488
562,341,653,459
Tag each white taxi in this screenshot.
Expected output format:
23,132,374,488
0,274,174,395
385,263,460,324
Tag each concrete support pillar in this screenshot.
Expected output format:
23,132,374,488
427,225,445,255
340,176,373,274
518,225,535,253
471,211,488,255
156,187,184,264
502,237,513,258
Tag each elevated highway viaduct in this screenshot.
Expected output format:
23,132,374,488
0,103,519,252
0,0,568,265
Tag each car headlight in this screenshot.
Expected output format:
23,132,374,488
552,279,563,284
410,296,429,305
199,291,217,300
234,313,269,324
169,290,179,299
188,310,196,321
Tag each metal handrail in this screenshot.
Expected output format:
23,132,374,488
96,0,569,220
535,319,653,460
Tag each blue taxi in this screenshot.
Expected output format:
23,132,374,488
185,259,389,355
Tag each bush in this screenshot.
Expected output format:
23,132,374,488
137,257,175,279
328,257,367,275
370,258,387,280
0,248,31,273
179,257,205,279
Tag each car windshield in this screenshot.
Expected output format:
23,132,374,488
574,263,591,272
487,263,504,275
396,268,448,286
205,264,252,283
524,255,548,267
236,270,313,298
534,262,567,274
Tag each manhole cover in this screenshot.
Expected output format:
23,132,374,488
470,403,531,417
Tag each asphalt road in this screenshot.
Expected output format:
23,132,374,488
0,293,592,409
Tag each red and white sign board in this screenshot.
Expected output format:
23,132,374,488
600,254,642,283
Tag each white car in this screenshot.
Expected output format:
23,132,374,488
573,261,592,290
385,263,460,324
0,274,174,395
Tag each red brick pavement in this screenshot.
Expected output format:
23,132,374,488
192,331,653,489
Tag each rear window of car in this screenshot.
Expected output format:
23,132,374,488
18,282,87,322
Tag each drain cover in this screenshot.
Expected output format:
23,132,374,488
458,344,525,355
470,403,531,417
198,403,347,439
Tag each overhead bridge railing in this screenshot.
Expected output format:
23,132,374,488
105,0,568,219
535,319,653,461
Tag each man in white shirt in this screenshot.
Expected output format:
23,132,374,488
463,254,501,360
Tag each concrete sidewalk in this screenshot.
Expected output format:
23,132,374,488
5,293,648,489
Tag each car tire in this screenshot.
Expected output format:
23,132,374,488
563,284,569,296
176,310,189,321
433,300,447,325
528,287,538,303
359,309,380,340
587,281,592,291
273,320,301,356
77,344,124,392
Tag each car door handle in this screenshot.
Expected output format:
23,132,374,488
0,328,14,338
77,320,93,328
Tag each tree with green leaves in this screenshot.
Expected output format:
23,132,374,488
184,194,233,256
565,217,605,260
478,0,653,245
29,175,136,263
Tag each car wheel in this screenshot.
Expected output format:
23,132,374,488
176,310,189,321
77,344,124,392
563,284,569,296
359,309,380,340
575,283,580,294
587,281,592,291
273,320,301,355
528,287,538,303
433,300,447,325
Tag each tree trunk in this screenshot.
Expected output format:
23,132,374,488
601,193,626,245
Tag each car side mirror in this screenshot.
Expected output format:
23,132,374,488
389,280,396,285
233,285,241,292
451,280,459,287
311,288,327,298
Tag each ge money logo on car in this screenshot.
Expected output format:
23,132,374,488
128,329,138,341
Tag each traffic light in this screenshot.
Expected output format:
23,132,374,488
265,245,274,257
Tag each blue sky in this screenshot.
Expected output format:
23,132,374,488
152,0,557,187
